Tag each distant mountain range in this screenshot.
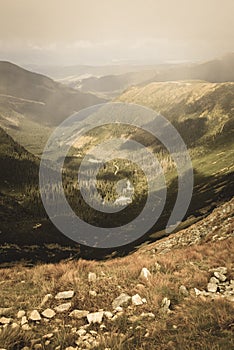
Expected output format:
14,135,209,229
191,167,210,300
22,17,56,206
59,53,234,99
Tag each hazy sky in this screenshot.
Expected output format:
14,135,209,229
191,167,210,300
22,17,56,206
0,0,233,65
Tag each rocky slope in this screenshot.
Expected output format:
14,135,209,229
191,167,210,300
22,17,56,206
0,197,233,349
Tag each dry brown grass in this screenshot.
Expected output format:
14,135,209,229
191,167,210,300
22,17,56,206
0,237,233,349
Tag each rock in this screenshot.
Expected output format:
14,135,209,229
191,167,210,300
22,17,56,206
34,345,42,349
161,297,171,313
44,341,50,346
112,293,131,309
89,290,97,297
207,283,218,293
55,291,74,300
29,310,41,322
54,303,71,313
212,267,227,275
0,317,11,324
21,316,28,325
11,322,19,329
39,294,53,308
65,348,77,350
22,324,31,331
194,288,202,296
132,294,144,306
88,272,97,283
69,309,89,319
140,268,151,280
42,333,54,339
0,307,12,316
179,285,189,297
42,309,56,319
214,272,226,282
104,311,113,319
140,312,155,319
209,277,219,284
87,311,104,324
17,310,26,319
77,328,87,336
114,306,123,313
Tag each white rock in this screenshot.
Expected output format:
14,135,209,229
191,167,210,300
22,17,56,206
104,311,113,319
89,290,97,297
214,272,226,282
140,268,151,280
29,310,41,322
0,317,11,324
42,308,56,319
54,303,71,313
21,316,28,325
11,322,19,329
87,311,104,324
77,328,87,337
88,272,97,283
112,293,131,309
179,285,189,297
17,310,26,319
69,309,89,319
209,277,219,284
55,291,74,300
132,294,143,306
207,283,218,293
22,324,31,331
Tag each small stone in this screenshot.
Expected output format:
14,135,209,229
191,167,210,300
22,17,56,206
77,328,87,336
21,316,28,325
112,293,131,309
22,324,31,331
132,294,143,306
213,267,227,275
0,307,12,316
88,272,97,283
179,285,189,297
207,283,218,293
17,310,26,319
161,297,171,313
69,309,89,319
42,309,56,319
87,311,104,324
29,310,41,322
214,272,226,282
210,277,219,284
11,322,19,329
65,347,76,350
55,291,74,300
104,311,113,319
34,345,42,349
45,340,50,346
194,288,202,296
54,303,71,313
89,290,97,297
140,268,151,280
0,317,11,324
43,333,54,339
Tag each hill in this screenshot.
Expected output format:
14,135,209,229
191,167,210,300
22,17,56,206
0,197,233,349
59,53,234,100
0,61,105,154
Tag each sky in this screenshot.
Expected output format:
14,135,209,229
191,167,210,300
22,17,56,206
0,0,233,66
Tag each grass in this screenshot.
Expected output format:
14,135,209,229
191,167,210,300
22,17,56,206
0,234,233,349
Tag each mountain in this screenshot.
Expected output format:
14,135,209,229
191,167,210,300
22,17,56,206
146,53,234,84
0,61,106,154
59,54,234,100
